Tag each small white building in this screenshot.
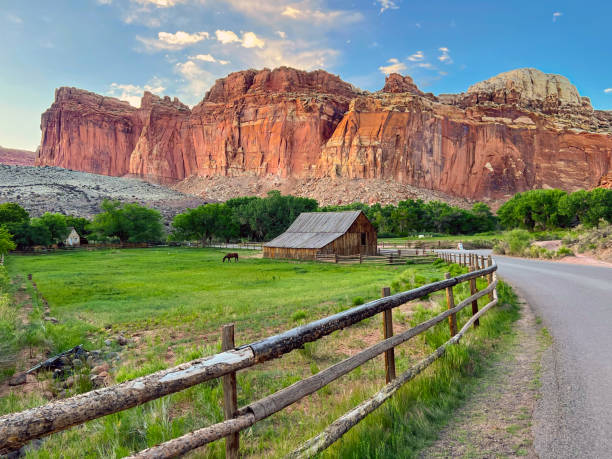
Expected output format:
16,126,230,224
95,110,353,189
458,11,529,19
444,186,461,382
65,227,81,247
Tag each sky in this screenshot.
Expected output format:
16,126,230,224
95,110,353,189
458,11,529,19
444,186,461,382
1,0,612,151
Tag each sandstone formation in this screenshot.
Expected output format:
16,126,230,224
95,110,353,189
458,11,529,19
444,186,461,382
36,67,612,201
0,146,35,166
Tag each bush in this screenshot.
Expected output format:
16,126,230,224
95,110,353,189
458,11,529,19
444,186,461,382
555,246,574,258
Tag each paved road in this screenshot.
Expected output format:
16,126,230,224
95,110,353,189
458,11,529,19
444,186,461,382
445,251,612,458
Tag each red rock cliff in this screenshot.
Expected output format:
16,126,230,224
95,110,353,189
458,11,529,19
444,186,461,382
36,67,612,200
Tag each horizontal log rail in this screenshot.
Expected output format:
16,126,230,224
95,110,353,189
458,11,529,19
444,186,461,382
0,253,498,457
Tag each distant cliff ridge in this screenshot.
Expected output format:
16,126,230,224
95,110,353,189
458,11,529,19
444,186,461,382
0,146,35,166
36,67,612,200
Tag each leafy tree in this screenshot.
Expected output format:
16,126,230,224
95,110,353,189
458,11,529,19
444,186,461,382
584,188,612,227
37,213,69,244
171,204,238,243
0,226,16,258
0,202,29,226
90,200,163,243
231,191,318,241
497,189,569,230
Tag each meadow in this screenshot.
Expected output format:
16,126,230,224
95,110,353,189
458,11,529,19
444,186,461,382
2,248,519,457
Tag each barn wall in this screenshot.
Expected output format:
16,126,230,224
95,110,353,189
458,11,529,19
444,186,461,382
263,246,318,260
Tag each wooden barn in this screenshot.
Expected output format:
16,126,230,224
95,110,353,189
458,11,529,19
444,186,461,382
263,211,377,260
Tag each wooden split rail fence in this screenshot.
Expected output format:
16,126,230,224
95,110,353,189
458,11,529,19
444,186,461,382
0,252,498,458
316,248,437,265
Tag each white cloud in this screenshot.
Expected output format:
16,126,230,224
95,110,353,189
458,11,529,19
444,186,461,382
553,11,562,22
282,6,301,18
96,0,113,4
175,60,216,105
379,58,406,75
407,51,424,62
438,47,452,64
137,31,209,51
241,31,265,49
132,0,184,7
192,53,230,64
215,29,241,44
276,30,286,39
222,0,362,27
158,30,209,46
377,0,398,14
108,77,166,107
604,88,612,94
215,30,265,48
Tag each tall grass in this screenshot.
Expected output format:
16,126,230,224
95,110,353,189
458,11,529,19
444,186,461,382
321,275,520,458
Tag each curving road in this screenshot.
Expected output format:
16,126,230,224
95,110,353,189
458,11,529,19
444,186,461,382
445,251,612,458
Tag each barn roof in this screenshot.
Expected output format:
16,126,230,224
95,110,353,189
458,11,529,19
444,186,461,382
264,211,363,249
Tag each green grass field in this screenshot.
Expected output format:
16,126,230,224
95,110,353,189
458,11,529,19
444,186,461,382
2,248,519,458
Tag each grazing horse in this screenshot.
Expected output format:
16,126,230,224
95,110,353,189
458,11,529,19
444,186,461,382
223,252,239,263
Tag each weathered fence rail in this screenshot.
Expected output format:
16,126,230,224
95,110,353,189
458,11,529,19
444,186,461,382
0,252,497,457
316,248,437,265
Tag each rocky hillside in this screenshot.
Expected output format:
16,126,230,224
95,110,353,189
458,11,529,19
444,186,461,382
36,67,612,201
0,146,35,166
0,165,205,222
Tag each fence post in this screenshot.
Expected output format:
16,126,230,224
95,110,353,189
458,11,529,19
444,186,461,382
469,267,480,327
222,324,239,459
487,256,494,301
335,253,338,264
445,273,458,336
381,287,396,383
359,253,362,264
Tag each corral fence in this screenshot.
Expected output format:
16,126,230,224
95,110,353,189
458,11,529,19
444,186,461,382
0,252,498,458
316,248,436,265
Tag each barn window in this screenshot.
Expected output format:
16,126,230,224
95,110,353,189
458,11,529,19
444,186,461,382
361,232,366,245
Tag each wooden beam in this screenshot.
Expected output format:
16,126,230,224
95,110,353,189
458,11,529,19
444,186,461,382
222,325,239,459
469,267,480,327
381,287,395,383
445,273,457,336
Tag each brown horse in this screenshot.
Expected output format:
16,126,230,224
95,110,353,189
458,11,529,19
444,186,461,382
223,252,239,263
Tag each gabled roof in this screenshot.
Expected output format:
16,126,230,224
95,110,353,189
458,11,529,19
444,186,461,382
264,211,363,249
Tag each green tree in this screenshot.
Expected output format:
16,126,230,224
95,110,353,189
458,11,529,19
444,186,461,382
0,202,29,226
0,226,16,259
584,188,612,227
37,212,69,244
172,204,238,243
90,200,163,243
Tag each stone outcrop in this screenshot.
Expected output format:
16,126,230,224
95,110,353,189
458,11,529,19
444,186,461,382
36,67,612,200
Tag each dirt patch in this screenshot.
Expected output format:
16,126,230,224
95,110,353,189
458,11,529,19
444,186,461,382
533,240,562,251
421,298,542,458
555,253,612,268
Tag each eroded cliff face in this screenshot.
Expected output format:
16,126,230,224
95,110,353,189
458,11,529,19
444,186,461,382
36,67,612,200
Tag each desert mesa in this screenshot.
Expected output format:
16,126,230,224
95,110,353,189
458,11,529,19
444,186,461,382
35,67,612,201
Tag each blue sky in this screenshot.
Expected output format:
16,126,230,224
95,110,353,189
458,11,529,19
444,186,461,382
2,0,611,151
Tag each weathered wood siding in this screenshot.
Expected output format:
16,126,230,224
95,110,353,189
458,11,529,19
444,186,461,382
319,213,377,256
263,247,318,260
264,212,377,260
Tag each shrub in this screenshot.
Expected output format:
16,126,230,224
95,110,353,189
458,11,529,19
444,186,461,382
555,246,574,258
351,297,365,306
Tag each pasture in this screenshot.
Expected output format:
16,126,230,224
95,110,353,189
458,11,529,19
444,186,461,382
2,248,519,457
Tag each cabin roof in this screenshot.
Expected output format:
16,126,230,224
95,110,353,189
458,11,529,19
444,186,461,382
264,211,363,249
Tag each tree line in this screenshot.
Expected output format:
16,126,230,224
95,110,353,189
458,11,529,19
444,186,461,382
497,188,612,231
1,187,610,250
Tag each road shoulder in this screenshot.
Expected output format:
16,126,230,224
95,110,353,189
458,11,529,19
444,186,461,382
422,297,546,458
